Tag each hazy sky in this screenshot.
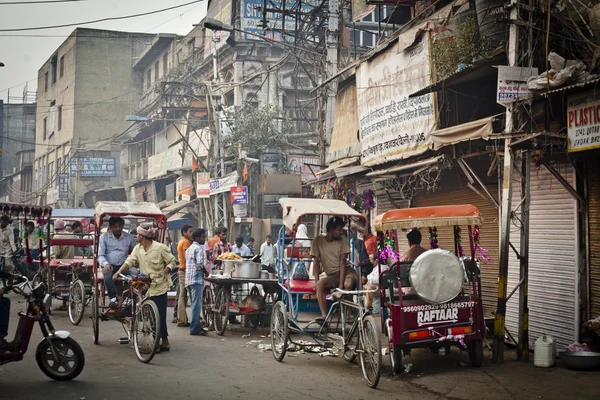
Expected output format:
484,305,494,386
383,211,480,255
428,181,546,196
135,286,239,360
0,0,208,102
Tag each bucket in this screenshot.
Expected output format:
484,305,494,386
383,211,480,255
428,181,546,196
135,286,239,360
534,335,556,367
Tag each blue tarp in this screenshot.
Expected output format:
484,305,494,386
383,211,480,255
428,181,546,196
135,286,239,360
167,216,191,230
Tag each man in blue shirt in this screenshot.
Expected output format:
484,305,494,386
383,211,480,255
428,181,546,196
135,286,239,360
185,229,209,336
98,217,138,309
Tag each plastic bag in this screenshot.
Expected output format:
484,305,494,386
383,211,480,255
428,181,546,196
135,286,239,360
292,262,310,280
566,342,591,352
239,295,265,312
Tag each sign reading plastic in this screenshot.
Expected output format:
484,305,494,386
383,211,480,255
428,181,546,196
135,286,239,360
356,37,434,166
230,186,248,205
70,158,116,177
567,89,600,152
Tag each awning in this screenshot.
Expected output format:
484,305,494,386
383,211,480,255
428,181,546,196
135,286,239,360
409,64,498,98
540,77,600,97
161,198,200,218
316,157,360,177
167,213,191,230
367,155,444,177
430,115,498,150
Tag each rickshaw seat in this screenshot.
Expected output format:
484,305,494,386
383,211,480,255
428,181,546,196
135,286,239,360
285,278,316,294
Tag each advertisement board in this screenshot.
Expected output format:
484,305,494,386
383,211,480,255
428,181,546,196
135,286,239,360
209,171,239,195
356,37,434,166
241,0,320,41
70,158,116,177
196,172,211,198
230,186,249,204
286,155,320,181
567,89,600,152
496,66,538,104
58,173,69,199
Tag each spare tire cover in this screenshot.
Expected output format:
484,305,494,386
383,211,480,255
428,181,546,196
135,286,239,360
409,249,464,304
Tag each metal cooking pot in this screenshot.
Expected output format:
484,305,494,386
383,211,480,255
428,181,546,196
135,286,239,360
222,260,235,276
231,260,262,279
260,270,269,279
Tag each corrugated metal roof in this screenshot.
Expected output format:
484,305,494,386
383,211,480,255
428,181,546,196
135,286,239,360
540,77,600,96
409,63,497,98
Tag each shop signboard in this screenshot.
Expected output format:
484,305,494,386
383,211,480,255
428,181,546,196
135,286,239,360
196,172,211,198
567,89,600,152
233,204,248,218
58,173,69,199
241,0,319,41
287,155,320,181
496,66,538,104
230,186,248,204
70,158,116,177
209,171,239,195
204,0,233,54
328,81,361,163
356,37,434,166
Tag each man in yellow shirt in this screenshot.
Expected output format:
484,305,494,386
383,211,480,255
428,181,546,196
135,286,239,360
175,225,193,327
116,224,176,352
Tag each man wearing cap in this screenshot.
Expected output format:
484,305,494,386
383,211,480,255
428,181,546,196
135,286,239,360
53,219,75,259
98,217,138,310
116,223,176,351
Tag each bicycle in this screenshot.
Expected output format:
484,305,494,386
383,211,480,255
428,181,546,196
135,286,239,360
55,260,91,325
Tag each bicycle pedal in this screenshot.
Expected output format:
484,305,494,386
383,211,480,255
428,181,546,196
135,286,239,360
119,338,130,344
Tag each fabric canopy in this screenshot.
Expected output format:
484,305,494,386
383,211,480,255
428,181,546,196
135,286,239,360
279,198,365,230
374,204,483,231
430,116,496,150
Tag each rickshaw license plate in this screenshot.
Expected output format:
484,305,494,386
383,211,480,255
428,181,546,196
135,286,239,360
402,302,475,326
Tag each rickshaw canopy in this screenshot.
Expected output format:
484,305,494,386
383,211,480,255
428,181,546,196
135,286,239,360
279,198,365,230
374,204,483,231
0,202,52,219
94,201,166,227
51,208,95,219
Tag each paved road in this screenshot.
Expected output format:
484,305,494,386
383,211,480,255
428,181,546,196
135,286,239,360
0,296,440,400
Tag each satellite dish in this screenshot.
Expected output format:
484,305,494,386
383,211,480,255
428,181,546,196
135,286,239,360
409,249,464,304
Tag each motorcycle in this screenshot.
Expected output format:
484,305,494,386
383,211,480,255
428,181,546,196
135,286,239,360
0,273,85,381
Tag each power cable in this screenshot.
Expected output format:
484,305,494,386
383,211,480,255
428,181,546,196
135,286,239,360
0,0,204,32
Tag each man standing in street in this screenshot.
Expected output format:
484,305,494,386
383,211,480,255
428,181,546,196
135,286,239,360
212,227,232,259
98,217,138,309
247,237,256,256
232,236,252,257
260,234,277,272
311,217,353,324
115,224,176,352
0,216,17,275
185,229,209,336
174,225,193,327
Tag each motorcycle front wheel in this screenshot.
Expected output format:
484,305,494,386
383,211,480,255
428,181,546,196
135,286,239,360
36,337,85,381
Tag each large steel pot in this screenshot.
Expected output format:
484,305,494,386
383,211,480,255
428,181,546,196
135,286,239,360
222,260,235,276
231,260,262,279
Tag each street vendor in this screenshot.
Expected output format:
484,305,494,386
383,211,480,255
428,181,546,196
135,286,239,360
115,223,176,352
311,216,354,324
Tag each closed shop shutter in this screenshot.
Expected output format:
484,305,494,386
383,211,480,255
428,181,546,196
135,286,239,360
506,163,578,352
588,160,600,318
414,186,500,318
374,182,410,215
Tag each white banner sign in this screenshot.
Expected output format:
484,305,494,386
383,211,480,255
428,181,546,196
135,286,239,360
496,66,538,104
356,37,434,166
209,171,239,195
567,90,600,152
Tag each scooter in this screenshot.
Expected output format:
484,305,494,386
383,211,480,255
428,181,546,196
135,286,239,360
0,274,85,381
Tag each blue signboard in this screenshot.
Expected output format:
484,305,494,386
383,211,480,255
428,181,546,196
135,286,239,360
70,158,116,177
58,173,69,199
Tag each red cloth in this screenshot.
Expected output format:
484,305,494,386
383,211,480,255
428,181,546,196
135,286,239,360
364,235,377,256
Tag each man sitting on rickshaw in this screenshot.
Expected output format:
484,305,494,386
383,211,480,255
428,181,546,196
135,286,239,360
402,229,427,262
311,217,354,324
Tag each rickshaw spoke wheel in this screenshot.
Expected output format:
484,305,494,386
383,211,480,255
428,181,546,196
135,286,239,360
91,282,100,345
359,315,382,388
133,300,161,363
202,285,214,331
342,323,358,363
213,287,230,336
270,301,288,362
68,279,85,326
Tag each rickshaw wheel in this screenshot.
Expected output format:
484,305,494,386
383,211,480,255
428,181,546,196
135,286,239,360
133,299,161,363
247,286,260,329
214,287,230,336
359,315,382,388
468,339,483,367
270,301,288,362
342,324,358,363
68,279,85,326
202,285,214,331
91,284,100,345
390,344,403,374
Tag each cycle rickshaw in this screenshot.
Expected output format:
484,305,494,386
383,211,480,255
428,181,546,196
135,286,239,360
45,208,95,325
90,201,167,363
270,198,382,388
374,205,486,374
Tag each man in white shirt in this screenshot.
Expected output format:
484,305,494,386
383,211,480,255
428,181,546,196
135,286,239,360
232,236,252,257
260,234,277,271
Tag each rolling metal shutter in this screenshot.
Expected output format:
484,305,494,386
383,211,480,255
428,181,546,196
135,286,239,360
414,186,500,318
588,160,600,318
505,163,579,352
374,182,410,214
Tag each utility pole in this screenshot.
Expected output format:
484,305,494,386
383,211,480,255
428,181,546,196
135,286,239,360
325,0,340,154
493,0,519,363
